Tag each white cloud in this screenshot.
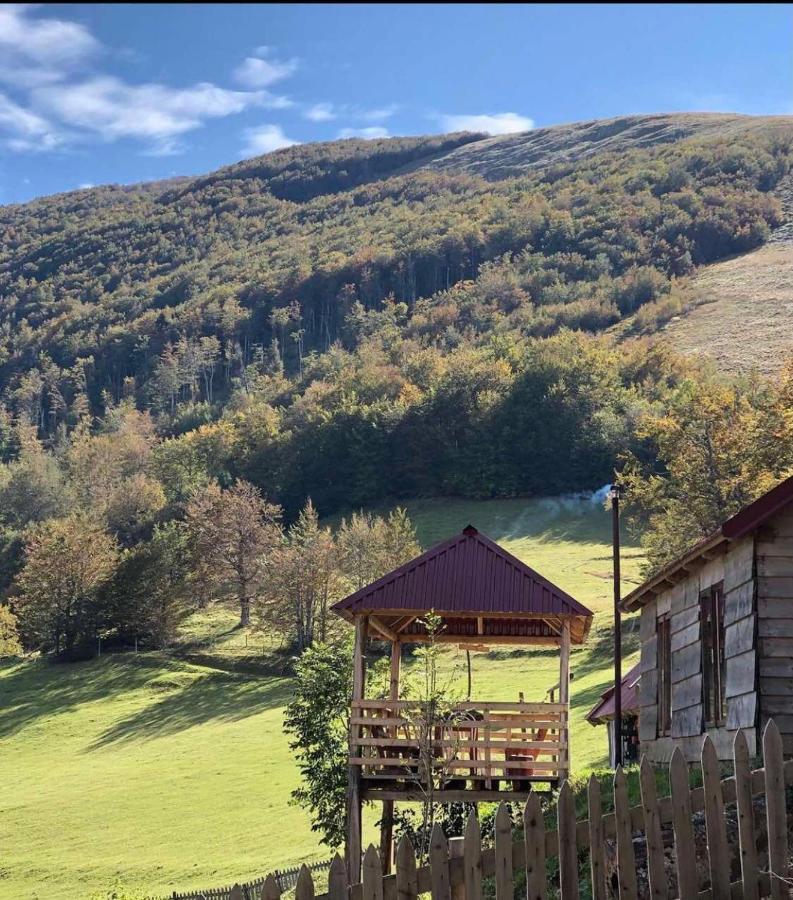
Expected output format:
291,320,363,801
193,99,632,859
337,126,389,140
0,90,61,150
0,5,99,69
240,123,298,157
305,102,336,122
360,105,398,122
32,77,268,153
437,112,534,135
234,53,298,89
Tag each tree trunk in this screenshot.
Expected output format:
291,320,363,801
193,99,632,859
240,597,250,627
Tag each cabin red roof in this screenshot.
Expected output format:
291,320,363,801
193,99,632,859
585,663,641,725
621,473,793,611
332,525,593,644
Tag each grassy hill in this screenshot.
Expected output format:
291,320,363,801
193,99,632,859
0,495,642,900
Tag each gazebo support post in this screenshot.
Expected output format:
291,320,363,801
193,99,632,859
558,621,571,783
379,640,401,873
345,615,368,883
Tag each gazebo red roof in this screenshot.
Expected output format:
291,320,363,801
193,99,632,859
332,525,593,644
585,663,641,725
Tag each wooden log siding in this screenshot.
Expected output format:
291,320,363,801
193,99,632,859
269,721,793,900
639,534,758,762
757,505,793,754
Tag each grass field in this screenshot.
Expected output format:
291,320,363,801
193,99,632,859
0,495,643,900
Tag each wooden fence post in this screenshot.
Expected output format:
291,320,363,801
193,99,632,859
230,885,244,900
614,766,637,900
463,811,482,900
701,735,730,900
296,866,315,900
429,823,451,900
362,845,383,900
764,719,788,900
396,834,418,900
327,855,348,900
449,836,465,900
639,756,666,900
669,747,697,900
733,729,759,900
558,780,579,900
524,793,546,900
494,802,513,900
262,873,282,900
587,773,606,900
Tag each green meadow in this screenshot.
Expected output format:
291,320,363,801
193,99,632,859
0,496,643,900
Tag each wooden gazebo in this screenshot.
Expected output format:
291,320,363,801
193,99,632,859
331,525,593,877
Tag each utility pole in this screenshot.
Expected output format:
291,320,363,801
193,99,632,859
611,483,623,768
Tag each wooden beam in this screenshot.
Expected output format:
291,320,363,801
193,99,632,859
559,621,571,783
477,616,484,635
346,615,368,883
368,616,398,642
380,640,401,875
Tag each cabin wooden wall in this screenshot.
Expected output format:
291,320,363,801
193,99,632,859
637,536,757,762
757,506,793,755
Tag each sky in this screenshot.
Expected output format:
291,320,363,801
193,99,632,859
0,3,791,205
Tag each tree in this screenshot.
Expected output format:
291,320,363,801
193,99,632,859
262,499,340,650
185,480,281,625
336,508,420,590
0,604,21,657
13,514,118,658
283,640,353,850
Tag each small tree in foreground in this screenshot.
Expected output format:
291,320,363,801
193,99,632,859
0,604,21,657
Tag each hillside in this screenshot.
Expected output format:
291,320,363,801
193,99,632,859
0,496,642,900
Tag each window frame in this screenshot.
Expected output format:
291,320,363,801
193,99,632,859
657,613,672,737
701,581,726,728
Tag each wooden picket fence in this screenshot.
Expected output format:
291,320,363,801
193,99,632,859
174,719,793,900
168,859,331,899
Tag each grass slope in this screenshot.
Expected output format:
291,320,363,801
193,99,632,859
0,496,643,900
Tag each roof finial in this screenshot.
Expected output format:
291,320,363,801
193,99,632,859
463,524,478,536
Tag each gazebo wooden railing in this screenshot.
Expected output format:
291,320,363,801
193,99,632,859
350,699,567,792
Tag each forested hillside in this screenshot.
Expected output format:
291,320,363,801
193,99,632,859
2,113,793,658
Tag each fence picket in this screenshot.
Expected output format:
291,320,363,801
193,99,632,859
733,729,759,900
462,812,482,900
669,747,698,900
362,846,383,900
262,874,281,900
587,773,606,900
614,766,637,900
396,835,418,900
494,802,513,900
558,780,579,900
764,719,788,900
639,756,666,900
296,867,316,900
328,855,348,900
429,824,451,900
701,736,730,900
524,792,546,900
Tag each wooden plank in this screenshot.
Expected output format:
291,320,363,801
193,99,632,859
352,700,568,713
760,657,793,678
355,738,565,752
757,556,793,578
395,836,417,900
524,793,546,900
559,622,571,779
638,668,658,707
640,606,656,642
639,757,666,900
494,803,513,900
672,673,704,710
760,675,793,695
672,604,701,633
263,873,283,900
672,704,704,738
763,719,788,900
230,886,244,900
759,618,793,638
672,621,701,653
462,813,481,900
429,825,451,900
725,617,755,657
672,643,702,683
757,576,793,598
724,650,756,698
614,767,638,900
724,581,754,625
642,636,658,673
723,539,754,588
362,846,383,900
758,637,793,658
557,780,579,900
587,773,607,900
733,730,759,900
353,758,562,773
701,736,730,900
297,867,317,900
726,692,757,731
639,705,658,742
670,747,698,900
757,597,793,619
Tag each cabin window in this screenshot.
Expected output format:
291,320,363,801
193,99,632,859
657,614,672,737
701,582,726,727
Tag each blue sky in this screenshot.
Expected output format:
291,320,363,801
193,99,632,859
0,3,790,205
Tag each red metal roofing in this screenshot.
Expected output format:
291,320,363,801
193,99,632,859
621,473,793,611
585,663,641,725
332,525,593,623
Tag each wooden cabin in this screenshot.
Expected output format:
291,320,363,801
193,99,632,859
621,474,793,764
585,662,641,768
331,525,593,877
